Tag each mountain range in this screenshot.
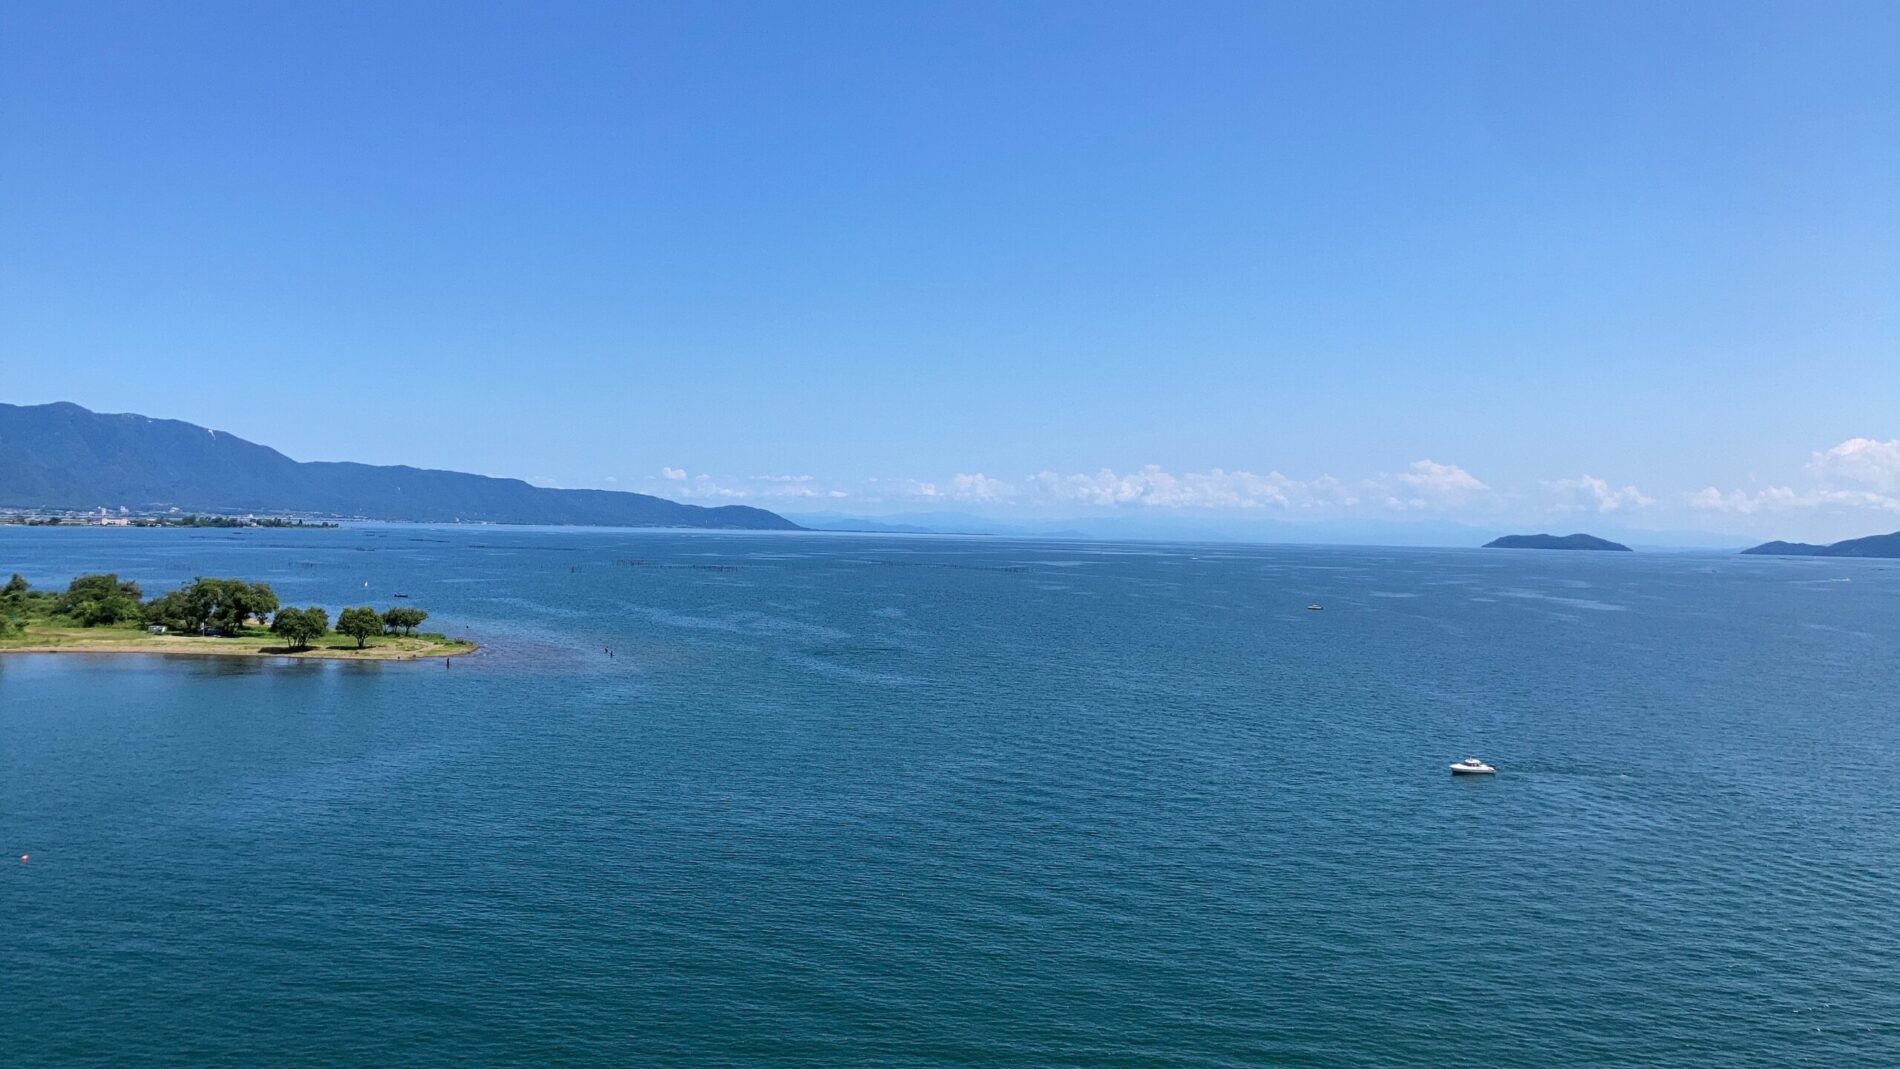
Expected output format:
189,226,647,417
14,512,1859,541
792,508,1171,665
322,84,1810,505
0,402,798,530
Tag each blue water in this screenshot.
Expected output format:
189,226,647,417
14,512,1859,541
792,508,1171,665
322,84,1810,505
4,525,1899,1066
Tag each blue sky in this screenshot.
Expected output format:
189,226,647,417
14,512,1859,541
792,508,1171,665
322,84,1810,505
4,2,1896,542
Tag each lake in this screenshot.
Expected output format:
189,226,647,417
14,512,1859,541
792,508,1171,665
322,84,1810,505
4,525,1898,1066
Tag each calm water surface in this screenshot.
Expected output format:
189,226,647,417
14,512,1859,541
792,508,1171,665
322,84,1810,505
3,526,1898,1066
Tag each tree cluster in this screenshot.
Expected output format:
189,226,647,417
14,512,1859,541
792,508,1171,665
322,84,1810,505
143,578,280,635
269,606,329,650
335,606,381,648
56,573,145,626
382,606,429,635
0,573,52,634
1,572,440,652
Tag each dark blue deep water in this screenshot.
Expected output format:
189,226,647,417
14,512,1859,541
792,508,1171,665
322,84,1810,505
4,526,1899,1066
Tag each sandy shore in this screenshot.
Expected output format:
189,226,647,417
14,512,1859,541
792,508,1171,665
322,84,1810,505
0,633,477,661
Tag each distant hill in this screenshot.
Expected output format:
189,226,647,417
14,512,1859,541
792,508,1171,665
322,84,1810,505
0,401,799,530
1483,533,1632,552
1741,531,1900,558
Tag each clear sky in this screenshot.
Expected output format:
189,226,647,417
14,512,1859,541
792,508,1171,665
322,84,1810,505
4,1,1896,542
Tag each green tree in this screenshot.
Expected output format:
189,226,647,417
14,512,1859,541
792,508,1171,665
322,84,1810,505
141,581,210,632
336,606,380,649
215,581,278,635
180,580,214,631
142,590,187,631
2,575,52,626
381,606,428,635
56,573,143,627
270,606,328,651
200,579,242,633
0,574,28,625
150,578,282,634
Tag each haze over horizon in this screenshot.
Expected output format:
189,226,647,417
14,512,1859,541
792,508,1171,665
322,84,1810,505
5,2,1896,543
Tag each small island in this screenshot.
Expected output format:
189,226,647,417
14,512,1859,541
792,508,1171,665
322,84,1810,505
0,573,474,661
1741,530,1900,558
1483,533,1632,552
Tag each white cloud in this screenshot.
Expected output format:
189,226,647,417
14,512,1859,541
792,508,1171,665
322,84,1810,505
633,452,1900,531
745,475,833,499
1688,485,1900,515
1021,465,1326,510
656,471,845,501
883,461,1487,513
1808,438,1900,492
826,467,1339,509
948,473,1012,501
1543,475,1653,513
640,458,1500,517
1689,486,1781,514
897,479,940,498
1395,459,1487,495
623,436,1900,538
1381,459,1489,510
677,475,751,499
1682,436,1900,521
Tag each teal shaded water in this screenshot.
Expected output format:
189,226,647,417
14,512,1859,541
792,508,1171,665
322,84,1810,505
4,526,1899,1066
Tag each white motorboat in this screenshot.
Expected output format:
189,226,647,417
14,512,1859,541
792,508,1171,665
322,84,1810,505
1449,757,1495,775
1306,603,1324,611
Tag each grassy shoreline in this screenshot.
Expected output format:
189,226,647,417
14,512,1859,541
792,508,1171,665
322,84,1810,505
0,623,476,661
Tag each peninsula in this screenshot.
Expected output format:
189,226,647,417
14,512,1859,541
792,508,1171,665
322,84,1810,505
1482,533,1632,552
1740,531,1900,558
0,401,799,530
0,573,474,661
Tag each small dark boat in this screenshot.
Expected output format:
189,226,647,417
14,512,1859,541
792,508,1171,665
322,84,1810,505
394,593,410,598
